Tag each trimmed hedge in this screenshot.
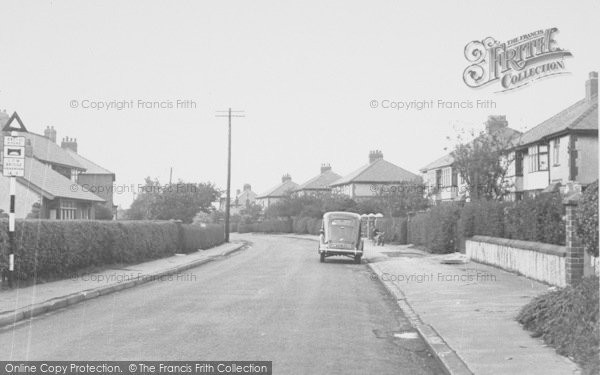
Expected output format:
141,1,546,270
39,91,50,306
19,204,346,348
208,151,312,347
0,220,224,282
517,276,599,374
238,219,293,234
408,205,461,253
409,194,566,254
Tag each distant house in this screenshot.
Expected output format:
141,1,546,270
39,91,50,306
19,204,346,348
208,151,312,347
0,111,112,219
256,174,299,208
512,71,598,198
294,164,341,197
420,115,522,202
330,150,420,199
219,183,257,214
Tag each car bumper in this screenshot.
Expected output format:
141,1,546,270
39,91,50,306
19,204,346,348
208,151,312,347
318,247,363,256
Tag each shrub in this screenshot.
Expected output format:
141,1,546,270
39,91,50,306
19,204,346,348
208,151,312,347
578,181,599,257
517,276,599,374
425,204,461,253
0,219,224,282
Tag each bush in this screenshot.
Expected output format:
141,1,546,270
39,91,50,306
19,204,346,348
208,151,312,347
180,224,225,253
408,205,461,253
504,194,565,245
578,181,599,257
0,219,225,282
517,276,599,374
411,195,566,253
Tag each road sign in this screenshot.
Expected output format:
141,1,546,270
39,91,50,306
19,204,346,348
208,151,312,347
3,135,25,177
4,136,25,147
3,146,24,158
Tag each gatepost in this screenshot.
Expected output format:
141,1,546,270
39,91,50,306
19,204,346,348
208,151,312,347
563,192,584,285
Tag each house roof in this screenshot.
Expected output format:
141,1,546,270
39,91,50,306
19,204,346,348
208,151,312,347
331,159,419,186
257,180,299,198
65,149,114,174
18,157,105,202
516,95,598,147
296,170,342,191
19,132,84,169
420,126,522,172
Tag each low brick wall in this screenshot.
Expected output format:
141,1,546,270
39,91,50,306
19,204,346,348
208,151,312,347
466,236,567,287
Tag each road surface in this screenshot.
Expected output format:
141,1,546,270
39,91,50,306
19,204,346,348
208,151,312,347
0,234,443,375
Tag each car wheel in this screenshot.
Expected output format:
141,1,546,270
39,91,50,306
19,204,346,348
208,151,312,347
320,253,325,263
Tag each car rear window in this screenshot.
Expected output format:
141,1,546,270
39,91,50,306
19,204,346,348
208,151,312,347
331,219,353,226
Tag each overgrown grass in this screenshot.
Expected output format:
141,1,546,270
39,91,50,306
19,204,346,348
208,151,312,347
517,276,599,374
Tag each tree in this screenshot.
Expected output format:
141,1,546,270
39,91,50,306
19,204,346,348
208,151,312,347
370,181,429,217
451,129,516,201
25,203,41,219
128,177,220,223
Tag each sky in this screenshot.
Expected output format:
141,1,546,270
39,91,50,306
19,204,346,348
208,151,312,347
0,0,598,208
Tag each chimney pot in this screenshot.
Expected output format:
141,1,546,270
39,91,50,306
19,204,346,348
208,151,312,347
586,71,598,102
282,174,292,183
320,163,332,173
485,115,508,134
369,150,384,163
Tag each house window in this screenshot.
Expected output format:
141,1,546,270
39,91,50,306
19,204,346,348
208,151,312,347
515,152,523,176
60,200,77,220
435,170,442,189
538,144,548,171
442,168,451,187
553,138,560,166
528,144,548,172
451,169,458,187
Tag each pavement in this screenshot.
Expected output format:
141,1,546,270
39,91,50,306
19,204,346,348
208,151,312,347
361,239,581,375
0,241,247,328
0,234,444,375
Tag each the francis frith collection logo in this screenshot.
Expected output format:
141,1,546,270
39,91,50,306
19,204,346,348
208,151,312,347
463,28,572,92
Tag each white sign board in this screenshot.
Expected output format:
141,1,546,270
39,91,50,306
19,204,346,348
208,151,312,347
3,136,25,177
4,136,25,147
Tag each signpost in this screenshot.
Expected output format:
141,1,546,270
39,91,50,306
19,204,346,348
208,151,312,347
3,132,25,287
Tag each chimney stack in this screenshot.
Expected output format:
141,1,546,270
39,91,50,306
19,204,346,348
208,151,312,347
24,138,33,157
281,173,292,183
320,163,332,174
586,71,598,102
243,183,252,192
44,126,57,143
61,136,78,153
369,150,383,163
485,115,508,134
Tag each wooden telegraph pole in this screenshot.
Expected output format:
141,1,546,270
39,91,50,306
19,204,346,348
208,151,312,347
216,108,245,242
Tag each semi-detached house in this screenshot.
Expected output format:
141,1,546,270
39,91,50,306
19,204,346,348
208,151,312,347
0,111,115,219
420,72,598,201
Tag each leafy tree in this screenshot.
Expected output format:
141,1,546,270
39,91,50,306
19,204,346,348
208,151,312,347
365,181,429,217
25,203,41,219
128,177,220,223
451,129,517,201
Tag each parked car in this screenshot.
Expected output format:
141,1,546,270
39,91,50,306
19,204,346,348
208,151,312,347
318,211,364,264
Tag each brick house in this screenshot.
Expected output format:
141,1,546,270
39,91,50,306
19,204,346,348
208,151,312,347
293,164,341,197
330,150,420,199
0,111,113,219
256,174,299,208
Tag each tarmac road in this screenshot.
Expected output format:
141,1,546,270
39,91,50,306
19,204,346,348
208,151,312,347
0,234,443,375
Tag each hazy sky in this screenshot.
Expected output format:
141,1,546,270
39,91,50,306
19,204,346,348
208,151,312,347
1,0,598,207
